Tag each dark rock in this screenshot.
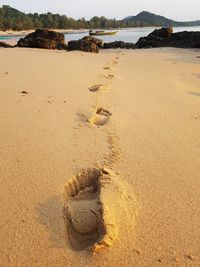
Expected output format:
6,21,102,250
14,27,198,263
149,27,173,38
136,36,162,48
17,29,68,50
125,42,136,49
103,41,135,49
68,36,103,53
82,36,103,48
136,27,200,49
166,31,200,48
0,42,13,48
104,41,126,49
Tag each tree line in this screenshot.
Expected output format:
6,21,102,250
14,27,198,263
0,5,200,31
0,5,167,31
0,5,131,31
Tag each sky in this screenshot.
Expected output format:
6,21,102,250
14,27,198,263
0,0,200,21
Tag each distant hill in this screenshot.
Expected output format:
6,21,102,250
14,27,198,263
0,6,200,31
123,11,200,27
0,5,33,30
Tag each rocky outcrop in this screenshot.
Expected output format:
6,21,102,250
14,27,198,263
17,29,68,50
136,27,200,48
0,42,13,48
149,27,173,38
68,36,103,53
103,41,136,49
166,31,200,48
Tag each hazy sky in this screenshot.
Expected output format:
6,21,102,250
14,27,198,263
0,0,200,21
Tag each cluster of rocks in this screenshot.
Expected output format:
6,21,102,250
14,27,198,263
68,36,103,53
17,29,68,50
0,30,103,52
0,41,13,48
1,28,200,52
136,27,200,48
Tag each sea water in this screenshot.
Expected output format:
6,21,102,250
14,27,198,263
1,26,200,43
63,26,200,43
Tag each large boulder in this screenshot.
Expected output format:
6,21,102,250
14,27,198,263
68,36,103,53
136,36,163,48
136,27,173,48
149,27,173,38
17,29,68,50
136,27,200,49
166,31,200,48
103,41,136,49
0,41,13,48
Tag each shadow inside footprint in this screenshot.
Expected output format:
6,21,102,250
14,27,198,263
88,108,112,126
88,84,102,92
104,74,114,79
63,168,118,252
103,67,111,70
88,84,110,92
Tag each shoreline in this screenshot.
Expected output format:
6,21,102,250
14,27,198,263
1,25,200,38
1,26,200,50
0,29,89,37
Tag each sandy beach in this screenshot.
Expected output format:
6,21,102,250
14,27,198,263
0,47,200,266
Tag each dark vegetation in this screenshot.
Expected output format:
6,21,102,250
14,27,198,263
0,5,200,31
124,11,200,27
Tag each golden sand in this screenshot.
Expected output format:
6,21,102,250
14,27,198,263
0,47,200,266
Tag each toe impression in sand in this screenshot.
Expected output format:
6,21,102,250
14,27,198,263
104,74,114,79
88,107,112,126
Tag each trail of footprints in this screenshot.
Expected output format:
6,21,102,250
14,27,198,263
64,51,136,253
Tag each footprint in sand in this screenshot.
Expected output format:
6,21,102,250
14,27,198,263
88,107,112,126
64,168,138,252
103,67,112,70
21,90,28,95
64,168,117,252
194,115,200,120
88,84,102,92
104,74,114,79
88,84,110,92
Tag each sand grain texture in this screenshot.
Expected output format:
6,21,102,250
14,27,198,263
0,47,200,266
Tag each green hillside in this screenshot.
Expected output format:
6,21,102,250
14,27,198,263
0,5,200,31
123,11,200,27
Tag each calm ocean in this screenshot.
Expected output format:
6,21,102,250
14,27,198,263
63,26,200,43
1,26,200,43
